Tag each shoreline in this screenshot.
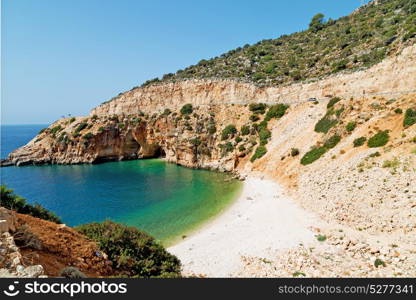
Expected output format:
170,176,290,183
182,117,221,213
162,176,243,247
168,177,318,277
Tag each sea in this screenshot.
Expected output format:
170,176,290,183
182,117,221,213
0,124,241,245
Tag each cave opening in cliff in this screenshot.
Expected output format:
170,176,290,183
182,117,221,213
156,147,166,158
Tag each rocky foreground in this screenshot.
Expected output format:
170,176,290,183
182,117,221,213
236,94,416,277
0,207,113,277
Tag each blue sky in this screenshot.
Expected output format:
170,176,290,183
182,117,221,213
2,0,370,124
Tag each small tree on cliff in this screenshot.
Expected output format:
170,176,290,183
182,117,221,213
309,13,326,33
180,104,193,115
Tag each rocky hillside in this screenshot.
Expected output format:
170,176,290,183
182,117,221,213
1,188,182,278
92,43,415,116
139,0,416,87
238,93,416,277
2,43,415,172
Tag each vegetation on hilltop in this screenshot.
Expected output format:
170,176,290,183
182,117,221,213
140,0,415,88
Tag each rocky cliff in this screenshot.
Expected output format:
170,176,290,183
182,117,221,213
3,44,416,172
92,44,416,116
4,103,255,171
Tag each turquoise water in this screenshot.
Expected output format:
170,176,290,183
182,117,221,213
1,125,242,245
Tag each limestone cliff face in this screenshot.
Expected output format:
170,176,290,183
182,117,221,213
5,104,251,172
91,45,416,116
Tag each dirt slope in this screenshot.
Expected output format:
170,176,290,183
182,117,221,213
16,213,113,277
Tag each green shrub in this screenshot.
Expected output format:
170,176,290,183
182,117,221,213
77,221,181,278
50,125,63,135
374,258,386,268
241,125,250,136
309,13,325,32
265,104,289,121
258,128,271,145
367,130,389,148
300,147,326,165
190,137,201,146
74,122,88,135
198,145,211,157
394,108,403,114
207,122,216,134
353,137,367,147
219,142,234,156
258,120,268,130
316,234,327,242
314,115,338,133
1,185,61,223
327,97,341,109
251,123,259,133
57,133,71,144
346,121,357,132
291,148,300,156
238,145,246,152
162,108,172,116
404,108,416,127
224,142,234,152
235,136,243,143
382,158,400,168
221,125,237,140
69,117,76,123
250,146,267,162
249,103,267,114
369,151,381,157
293,271,306,277
332,59,349,72
323,135,341,149
180,104,193,115
249,114,260,122
335,107,345,118
83,132,94,140
109,115,119,122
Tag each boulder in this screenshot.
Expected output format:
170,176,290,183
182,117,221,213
0,208,16,233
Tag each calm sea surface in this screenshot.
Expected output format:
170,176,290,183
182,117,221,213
0,125,241,245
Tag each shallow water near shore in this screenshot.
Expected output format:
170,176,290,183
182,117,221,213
1,125,242,245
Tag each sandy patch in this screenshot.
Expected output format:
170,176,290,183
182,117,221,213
168,177,318,277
